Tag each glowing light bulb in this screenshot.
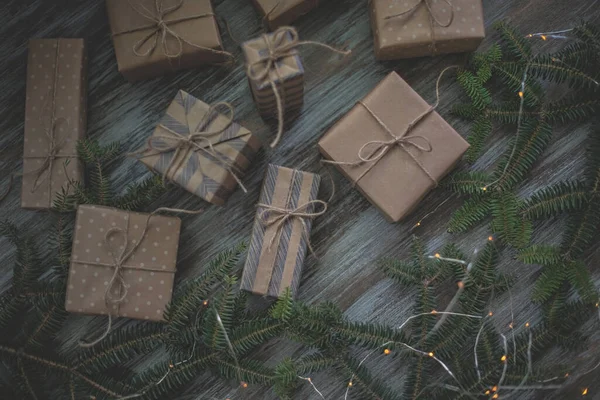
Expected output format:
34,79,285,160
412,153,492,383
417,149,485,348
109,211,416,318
525,322,530,328
541,35,547,40
169,363,174,369
348,381,353,387
492,394,499,399
488,311,494,317
307,377,312,383
431,310,437,315
457,281,465,289
482,187,487,191
416,222,421,226
509,322,514,329
488,236,494,241
203,300,209,306
384,348,391,355
565,373,570,378
485,390,490,395
501,355,507,362
241,381,248,389
518,91,524,98
428,352,434,357
582,388,588,395
434,253,441,258
492,385,498,392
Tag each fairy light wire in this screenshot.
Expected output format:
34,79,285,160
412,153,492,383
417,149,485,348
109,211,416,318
298,376,326,399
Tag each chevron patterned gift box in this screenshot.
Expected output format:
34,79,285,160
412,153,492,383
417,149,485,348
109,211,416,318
135,90,261,206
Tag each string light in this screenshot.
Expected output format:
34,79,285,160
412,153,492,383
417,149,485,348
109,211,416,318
492,394,499,399
488,311,494,317
485,390,490,395
298,376,325,399
509,322,514,329
410,197,452,231
518,91,524,98
202,300,209,306
501,355,507,362
488,236,494,241
492,386,498,392
582,388,588,395
241,382,248,389
427,254,467,265
348,381,353,387
384,348,391,355
525,322,530,328
457,281,464,289
525,28,573,40
428,352,434,357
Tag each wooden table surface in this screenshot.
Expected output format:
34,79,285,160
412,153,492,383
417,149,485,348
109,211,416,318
1,0,599,399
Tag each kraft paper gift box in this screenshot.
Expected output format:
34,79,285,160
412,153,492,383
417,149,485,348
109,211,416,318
22,38,87,210
318,71,469,223
252,0,320,30
134,90,261,206
242,28,305,118
370,0,485,60
65,205,181,321
241,164,322,299
106,0,229,82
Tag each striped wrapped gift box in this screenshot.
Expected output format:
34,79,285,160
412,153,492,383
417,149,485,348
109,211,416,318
135,90,261,206
242,164,321,298
242,31,305,118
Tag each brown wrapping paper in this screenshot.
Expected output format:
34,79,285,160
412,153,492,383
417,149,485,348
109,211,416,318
65,205,181,322
106,0,226,82
318,71,469,223
370,0,485,60
241,164,321,298
242,30,305,117
22,38,87,210
252,0,319,30
135,90,261,206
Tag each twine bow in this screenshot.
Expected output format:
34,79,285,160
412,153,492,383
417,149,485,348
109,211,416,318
323,66,457,186
80,206,203,348
22,40,76,205
257,199,328,255
386,0,454,55
246,26,350,148
133,102,247,193
113,0,233,62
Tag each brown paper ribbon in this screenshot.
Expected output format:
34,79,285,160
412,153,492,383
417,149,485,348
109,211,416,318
112,0,234,62
22,40,77,205
323,66,458,186
132,101,247,193
246,26,350,148
385,0,454,56
79,206,203,347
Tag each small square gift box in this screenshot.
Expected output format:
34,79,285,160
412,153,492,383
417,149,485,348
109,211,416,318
252,0,320,30
106,0,233,82
65,205,182,323
242,26,350,147
22,38,87,210
241,164,326,299
133,90,261,206
370,0,485,60
318,71,469,223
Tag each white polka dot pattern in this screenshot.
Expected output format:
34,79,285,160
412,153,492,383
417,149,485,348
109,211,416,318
22,38,87,210
370,0,485,60
64,205,181,322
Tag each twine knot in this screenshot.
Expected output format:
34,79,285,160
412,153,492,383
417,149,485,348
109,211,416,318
385,0,454,55
114,0,234,62
257,199,328,255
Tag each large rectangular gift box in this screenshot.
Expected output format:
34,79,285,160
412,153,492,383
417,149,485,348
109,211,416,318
65,205,181,321
22,38,87,210
370,0,485,60
252,0,319,30
241,164,321,298
135,90,261,206
106,0,226,81
318,71,469,223
242,30,305,117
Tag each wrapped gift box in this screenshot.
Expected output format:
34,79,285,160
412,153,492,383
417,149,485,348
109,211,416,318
22,38,87,210
241,164,321,298
242,28,305,118
65,205,181,321
370,0,485,60
252,0,319,30
135,90,261,206
106,0,227,81
318,71,469,222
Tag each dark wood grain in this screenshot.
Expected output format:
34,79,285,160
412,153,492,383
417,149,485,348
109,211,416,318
1,0,599,399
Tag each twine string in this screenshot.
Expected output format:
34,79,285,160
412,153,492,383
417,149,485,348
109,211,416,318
79,206,203,347
323,66,457,186
385,0,454,55
246,26,350,148
112,0,234,62
131,102,247,193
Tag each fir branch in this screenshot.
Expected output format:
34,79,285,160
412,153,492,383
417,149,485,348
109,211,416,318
215,358,274,385
23,305,68,350
528,56,600,89
561,197,600,260
517,245,562,265
456,69,492,110
490,192,530,248
230,318,284,357
379,258,421,286
495,22,532,61
531,264,566,303
335,321,406,349
464,117,493,163
270,288,294,322
445,171,490,195
521,181,589,220
542,96,600,124
564,260,598,303
0,289,24,328
447,196,491,233
113,174,167,211
451,103,481,121
342,356,398,400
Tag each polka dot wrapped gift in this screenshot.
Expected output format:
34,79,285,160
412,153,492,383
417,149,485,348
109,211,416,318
370,0,485,60
22,38,87,210
65,205,181,323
